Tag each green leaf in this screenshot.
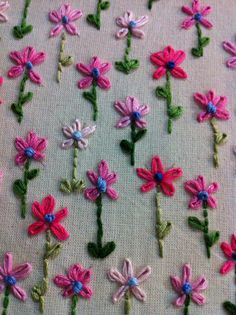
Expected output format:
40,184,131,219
133,129,147,142
168,105,183,119
100,1,110,10
26,169,39,180
200,37,210,48
60,179,72,193
13,179,26,197
86,14,100,29
87,242,99,258
21,25,33,35
188,216,205,231
223,301,236,314
13,25,33,39
115,59,139,74
71,179,86,192
157,221,172,240
191,47,203,57
204,231,220,247
31,288,40,302
155,86,167,99
215,132,228,145
11,103,22,115
120,140,133,154
21,92,33,105
61,56,74,67
99,241,116,258
83,91,96,105
44,243,62,259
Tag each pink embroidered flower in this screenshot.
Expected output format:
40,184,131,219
0,252,32,301
194,90,230,122
28,195,69,241
49,4,82,37
61,119,96,150
54,264,92,298
115,96,150,129
223,40,236,69
108,258,151,303
136,156,183,196
8,47,45,85
220,235,236,274
15,131,48,166
84,160,118,201
150,46,187,80
181,0,212,29
170,263,208,307
116,11,148,39
76,56,111,90
184,175,219,209
0,1,9,22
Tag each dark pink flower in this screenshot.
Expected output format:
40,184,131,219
181,0,213,29
15,131,48,166
220,234,236,275
0,252,32,301
54,264,92,298
84,160,118,201
8,47,45,85
184,175,219,209
76,56,111,90
194,90,230,122
223,40,236,69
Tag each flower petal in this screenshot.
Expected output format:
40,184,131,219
28,222,47,236
15,153,27,166
220,242,233,258
48,10,61,23
9,51,24,65
84,187,100,201
223,41,236,56
116,116,131,128
181,17,195,29
30,52,45,66
90,56,101,69
114,100,130,116
139,105,150,116
173,50,186,66
50,223,69,241
150,52,166,66
214,109,230,120
192,276,208,292
220,261,234,274
131,286,147,302
87,170,98,185
77,138,88,150
136,266,151,283
15,137,28,151
99,62,111,75
206,182,219,194
68,9,82,21
151,156,164,174
231,234,236,251
4,252,13,274
171,67,187,79
191,292,206,305
80,269,92,284
200,18,213,29
0,285,4,294
76,63,91,75
163,168,183,181
182,264,192,283
131,29,145,39
11,285,27,301
226,57,236,68
32,201,44,220
97,75,111,90
123,258,133,278
140,181,156,192
116,28,129,38
68,264,83,281
116,16,128,28
184,179,201,195
207,195,217,208
54,208,68,223
153,67,166,79
98,160,109,178
170,276,182,292
135,15,148,27
106,172,118,185
62,286,74,297
194,93,208,106
61,139,74,149
112,285,127,303
124,11,133,24
8,66,24,78
42,195,56,214
188,196,202,209
11,263,32,280
135,119,147,129
201,5,212,16
175,294,186,307
136,168,154,181
54,275,71,287
28,70,42,85
106,187,119,200
78,77,93,89
64,23,79,36
160,181,175,196
126,96,139,112
50,24,63,37
35,138,47,151
181,5,194,15
79,285,93,299
107,269,126,284
197,112,212,122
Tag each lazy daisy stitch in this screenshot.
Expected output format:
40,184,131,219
87,0,110,30
12,0,32,39
223,40,236,69
0,1,9,24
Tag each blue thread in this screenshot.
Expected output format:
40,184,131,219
182,282,192,295
128,277,139,287
198,191,209,201
62,16,69,24
44,214,55,223
132,111,141,121
128,21,137,28
97,177,107,193
72,131,82,141
72,281,83,294
207,102,217,114
92,68,100,79
24,147,35,158
4,276,16,286
26,62,33,70
166,61,175,70
194,13,202,21
232,252,236,261
154,172,163,182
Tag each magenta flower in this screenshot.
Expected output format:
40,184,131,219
223,40,236,69
0,252,32,307
170,263,207,312
0,1,9,22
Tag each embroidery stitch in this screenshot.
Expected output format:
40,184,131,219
181,0,212,57
12,0,32,39
28,195,69,313
194,90,230,168
136,156,183,257
76,56,111,121
223,40,236,69
60,119,96,194
150,46,187,134
84,160,118,258
148,0,159,10
115,96,150,166
54,264,93,315
13,131,48,219
170,263,208,315
87,0,110,30
8,46,45,123
184,175,220,258
0,76,3,105
0,1,9,23
115,11,148,74
108,258,151,315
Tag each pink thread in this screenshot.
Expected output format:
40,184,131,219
181,0,212,29
0,170,3,189
0,252,32,301
116,11,148,39
223,40,236,68
0,76,3,105
0,1,9,22
220,234,236,274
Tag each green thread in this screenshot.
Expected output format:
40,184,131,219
222,259,236,314
124,290,131,315
82,83,98,121
183,294,190,315
203,206,210,258
191,23,210,57
2,286,10,315
210,118,228,168
71,295,78,315
148,0,158,10
13,0,33,39
57,32,74,83
86,0,110,30
115,31,140,74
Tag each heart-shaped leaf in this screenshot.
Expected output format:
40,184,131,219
168,105,183,119
99,241,116,258
200,37,210,48
223,301,236,314
87,242,99,258
21,92,33,105
61,56,74,67
115,59,139,74
188,216,205,231
72,179,86,192
60,179,72,193
215,132,228,145
100,1,110,10
11,103,22,115
204,231,220,247
21,24,33,35
26,169,39,180
156,86,167,99
87,14,100,29
191,47,203,57
133,129,147,142
45,243,62,259
120,140,133,154
13,180,26,196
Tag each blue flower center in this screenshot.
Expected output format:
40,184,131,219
72,281,83,294
198,191,209,201
62,15,69,24
44,214,55,223
207,102,217,114
4,275,16,286
154,172,163,182
182,282,192,295
26,62,33,70
194,13,202,21
24,147,35,158
232,252,236,261
166,61,176,70
72,131,82,141
92,68,100,79
97,177,107,193
128,21,137,28
132,111,141,121
127,277,139,287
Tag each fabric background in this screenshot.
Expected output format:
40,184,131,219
0,0,236,314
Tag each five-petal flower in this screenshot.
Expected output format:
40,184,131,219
116,11,148,39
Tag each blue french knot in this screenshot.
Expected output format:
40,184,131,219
132,111,141,121
198,191,209,201
182,282,192,295
128,277,139,287
128,21,137,28
207,102,217,114
24,147,35,158
26,62,33,70
62,16,69,24
154,172,163,182
97,177,107,193
72,131,82,141
44,214,55,223
4,275,17,286
194,13,202,21
166,61,175,70
92,68,100,79
72,281,83,294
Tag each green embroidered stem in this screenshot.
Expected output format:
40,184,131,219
13,0,33,39
73,146,79,181
183,295,190,315
191,23,210,57
87,0,110,30
71,295,78,315
166,72,173,134
210,118,228,168
130,123,136,166
21,159,30,219
124,290,131,315
83,83,98,121
2,286,10,315
57,32,74,83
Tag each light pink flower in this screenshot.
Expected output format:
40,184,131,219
15,131,48,166
0,1,9,22
54,264,92,298
0,252,32,301
61,119,96,150
76,56,111,90
116,11,148,39
49,4,82,37
220,234,236,275
8,46,45,85
194,90,230,122
181,0,213,29
84,160,118,201
170,263,208,307
115,96,150,129
223,40,236,69
184,175,219,209
108,258,151,303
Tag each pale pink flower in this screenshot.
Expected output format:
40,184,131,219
0,1,9,22
116,11,148,39
49,4,82,37
223,40,236,69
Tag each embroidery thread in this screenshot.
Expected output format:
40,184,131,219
12,0,32,39
148,0,159,10
0,1,9,23
115,96,150,166
136,156,183,257
54,264,93,315
84,160,119,258
223,40,236,69
194,90,230,168
184,175,220,258
181,0,212,57
13,131,48,219
170,263,208,315
8,46,45,123
76,56,111,121
28,195,69,313
108,258,151,315
87,0,110,30
0,76,3,104
60,119,96,194
115,11,148,74
150,46,187,134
